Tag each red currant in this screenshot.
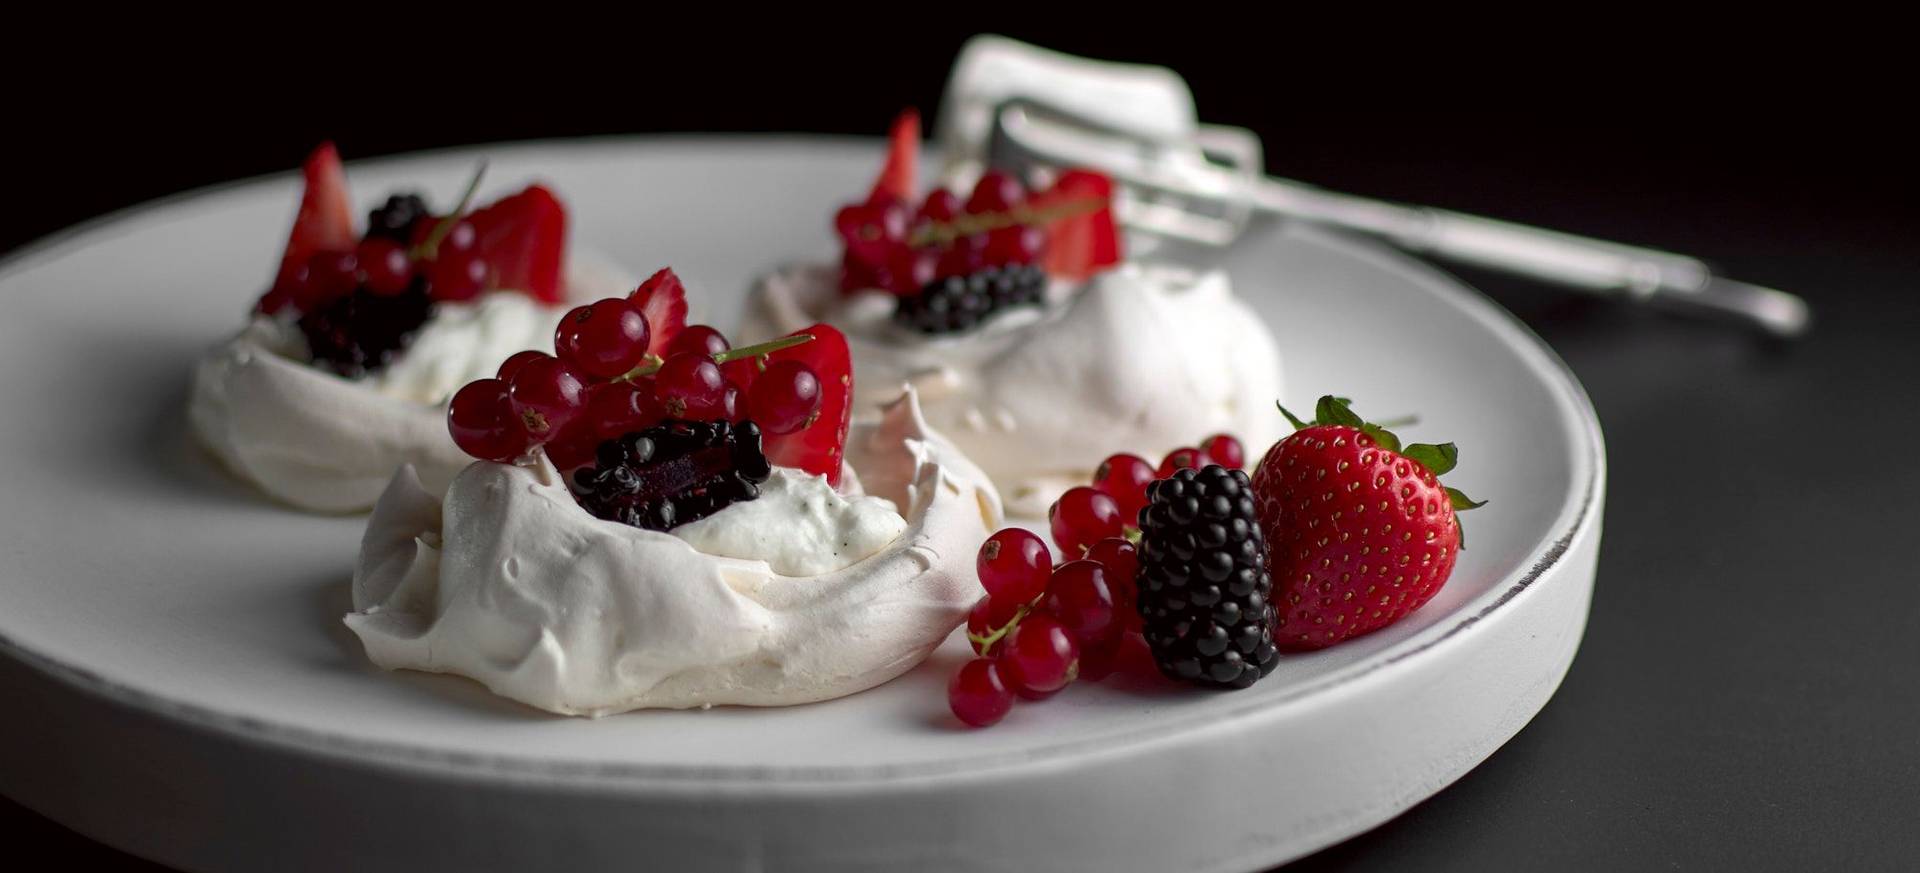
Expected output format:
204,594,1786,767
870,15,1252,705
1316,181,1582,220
294,250,358,309
356,238,414,296
1200,434,1246,470
998,611,1079,695
967,169,1026,213
1084,538,1141,632
1091,453,1155,523
918,187,961,223
977,528,1052,605
585,381,663,441
497,350,547,382
948,658,1015,728
556,298,652,380
966,594,1026,656
1049,487,1125,557
411,218,478,255
429,251,491,302
1045,560,1118,646
984,225,1044,267
888,246,937,294
542,418,602,471
654,352,727,420
448,378,533,463
665,324,730,360
746,360,821,435
507,354,587,438
936,234,987,279
723,382,747,422
1157,447,1205,479
1077,633,1126,683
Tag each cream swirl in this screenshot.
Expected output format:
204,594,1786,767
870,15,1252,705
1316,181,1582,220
344,388,1001,715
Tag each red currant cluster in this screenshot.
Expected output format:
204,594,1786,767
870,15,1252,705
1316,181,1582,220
947,433,1247,727
259,165,501,317
447,268,832,474
835,168,1047,297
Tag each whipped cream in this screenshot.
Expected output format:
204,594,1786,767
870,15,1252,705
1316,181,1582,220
743,262,1284,516
188,258,631,513
672,468,906,576
345,388,1001,714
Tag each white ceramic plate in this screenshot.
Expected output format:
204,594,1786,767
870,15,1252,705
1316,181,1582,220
0,139,1603,873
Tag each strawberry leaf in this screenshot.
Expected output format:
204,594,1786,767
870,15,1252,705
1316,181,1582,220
1315,395,1364,428
1361,423,1402,453
1275,400,1310,431
1403,442,1459,476
1446,486,1485,511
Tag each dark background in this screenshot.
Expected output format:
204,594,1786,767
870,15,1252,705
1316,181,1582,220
5,25,1918,872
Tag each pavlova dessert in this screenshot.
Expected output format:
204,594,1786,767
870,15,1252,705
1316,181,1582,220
189,143,629,512
742,112,1285,515
345,271,1001,714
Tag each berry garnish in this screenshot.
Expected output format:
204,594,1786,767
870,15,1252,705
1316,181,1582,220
448,379,533,464
1049,486,1125,558
948,657,1015,728
427,250,491,302
629,268,689,357
507,354,587,437
1200,434,1246,470
264,142,355,312
755,324,853,487
965,594,1028,656
365,193,431,244
966,169,1026,214
1028,169,1122,281
892,264,1045,334
296,280,435,378
872,108,919,204
356,238,415,296
654,352,729,421
585,381,664,440
496,349,547,382
1084,537,1142,632
573,419,772,531
1044,560,1119,647
464,184,567,304
1136,465,1279,689
1157,447,1206,479
745,360,822,435
665,324,729,360
997,611,1080,696
1251,396,1483,651
555,298,652,380
1092,453,1156,523
977,528,1052,606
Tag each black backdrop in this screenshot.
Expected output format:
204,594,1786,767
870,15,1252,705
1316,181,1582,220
6,24,1919,872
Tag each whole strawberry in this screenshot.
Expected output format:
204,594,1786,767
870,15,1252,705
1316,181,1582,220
1251,396,1483,651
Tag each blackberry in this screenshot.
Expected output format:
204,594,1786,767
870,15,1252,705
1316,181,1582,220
365,193,432,243
893,264,1046,334
573,419,773,532
296,278,436,378
1134,465,1280,689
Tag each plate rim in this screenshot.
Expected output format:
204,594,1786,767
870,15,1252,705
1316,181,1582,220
0,136,1605,790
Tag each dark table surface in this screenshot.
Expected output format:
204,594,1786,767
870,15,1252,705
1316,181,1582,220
5,26,1918,871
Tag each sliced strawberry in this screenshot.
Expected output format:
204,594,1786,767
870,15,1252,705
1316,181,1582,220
1031,169,1122,281
760,323,852,488
267,142,356,306
869,109,920,203
466,184,567,304
628,268,689,358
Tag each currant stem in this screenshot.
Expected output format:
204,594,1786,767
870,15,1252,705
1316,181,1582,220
616,333,815,381
907,196,1108,248
412,161,489,261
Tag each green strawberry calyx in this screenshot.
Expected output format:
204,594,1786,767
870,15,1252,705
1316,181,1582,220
1277,395,1486,541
